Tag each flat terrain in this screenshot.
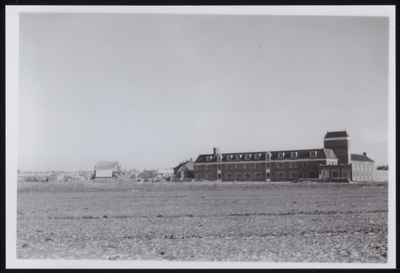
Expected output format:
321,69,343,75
16,181,388,263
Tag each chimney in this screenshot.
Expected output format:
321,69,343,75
213,147,220,156
190,158,192,162
363,152,367,156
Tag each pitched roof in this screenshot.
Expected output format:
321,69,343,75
194,148,337,164
324,131,349,138
97,161,119,170
173,160,194,171
351,154,374,162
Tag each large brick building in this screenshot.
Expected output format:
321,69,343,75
192,131,375,182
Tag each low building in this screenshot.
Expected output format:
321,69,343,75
173,159,194,179
374,165,388,182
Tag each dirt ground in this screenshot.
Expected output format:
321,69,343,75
16,181,388,263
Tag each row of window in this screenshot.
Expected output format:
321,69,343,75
195,172,315,180
195,161,315,171
353,163,373,171
321,168,351,178
325,140,347,146
205,151,319,162
277,151,317,159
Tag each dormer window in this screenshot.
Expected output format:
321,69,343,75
310,151,317,158
206,156,212,161
291,152,298,158
254,154,261,160
245,154,251,160
265,153,271,161
227,155,232,161
217,155,222,162
278,153,285,159
236,154,241,160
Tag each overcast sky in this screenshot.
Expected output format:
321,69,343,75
17,11,390,172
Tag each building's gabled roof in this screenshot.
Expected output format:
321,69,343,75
351,154,374,162
173,160,194,172
194,148,338,164
324,131,349,138
97,161,119,170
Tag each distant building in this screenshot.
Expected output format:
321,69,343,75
374,165,388,182
138,170,158,179
173,159,194,179
192,131,376,182
95,161,120,179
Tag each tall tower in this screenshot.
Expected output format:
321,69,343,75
323,131,351,164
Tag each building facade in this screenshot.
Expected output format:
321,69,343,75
192,131,376,182
173,159,194,179
374,166,388,182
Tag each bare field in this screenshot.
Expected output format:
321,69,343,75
16,181,388,263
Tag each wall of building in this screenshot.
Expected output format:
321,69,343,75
374,170,388,182
318,164,352,180
194,159,328,182
351,161,375,182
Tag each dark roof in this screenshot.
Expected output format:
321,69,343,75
351,154,374,162
377,166,388,170
324,131,349,138
194,148,337,164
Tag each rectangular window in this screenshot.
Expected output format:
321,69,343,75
342,169,351,178
289,172,298,178
253,163,257,169
230,164,234,170
227,155,232,161
225,164,228,170
277,162,285,168
206,156,212,161
303,172,308,178
204,165,208,170
332,169,340,178
234,164,238,169
236,155,241,160
217,165,221,170
291,152,297,158
278,153,285,159
247,163,251,169
199,165,203,170
302,162,308,167
196,174,202,179
245,172,252,179
294,162,298,168
238,164,242,169
245,154,251,160
310,151,317,158
289,162,293,168
266,163,270,168
265,153,271,161
237,173,242,179
255,154,260,160
321,169,330,178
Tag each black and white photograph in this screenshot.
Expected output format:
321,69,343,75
6,6,395,269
